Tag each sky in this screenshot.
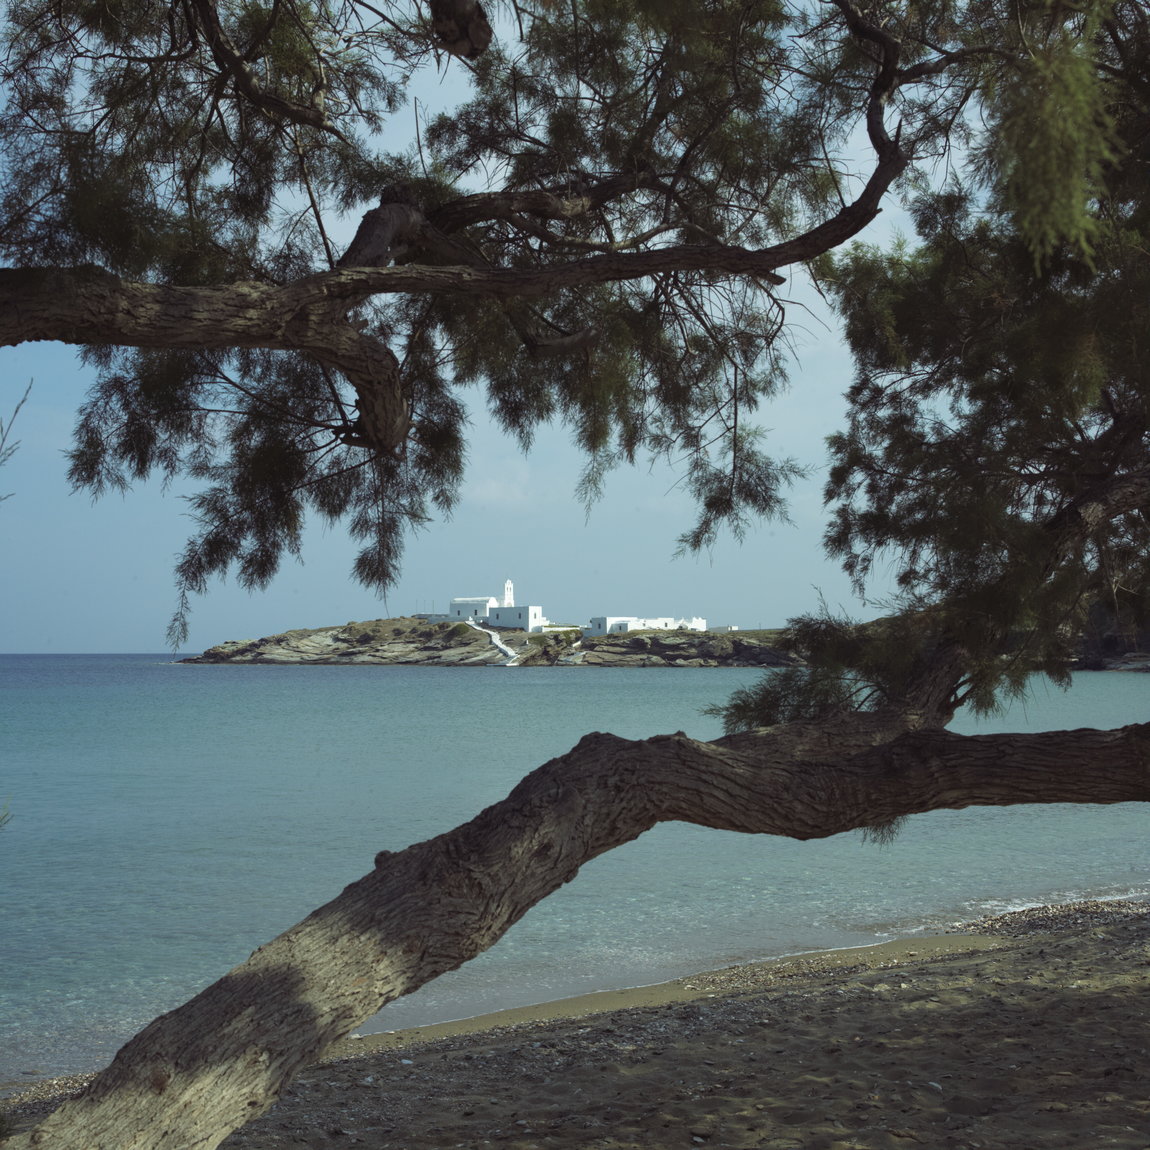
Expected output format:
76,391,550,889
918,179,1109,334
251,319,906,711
0,49,902,655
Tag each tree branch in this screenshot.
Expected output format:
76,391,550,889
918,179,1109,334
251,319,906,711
424,172,663,234
0,267,409,456
186,0,347,139
320,137,907,294
12,712,1150,1149
0,121,904,451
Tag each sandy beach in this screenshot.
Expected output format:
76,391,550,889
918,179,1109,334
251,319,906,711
6,899,1149,1149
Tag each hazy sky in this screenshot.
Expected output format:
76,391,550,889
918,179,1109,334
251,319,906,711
0,55,901,654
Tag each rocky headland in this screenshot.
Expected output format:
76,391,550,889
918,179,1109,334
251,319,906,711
181,617,798,668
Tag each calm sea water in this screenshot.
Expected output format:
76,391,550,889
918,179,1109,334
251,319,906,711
1,655,1148,1087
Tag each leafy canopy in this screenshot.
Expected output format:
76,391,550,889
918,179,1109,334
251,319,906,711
714,0,1150,730
0,0,1134,660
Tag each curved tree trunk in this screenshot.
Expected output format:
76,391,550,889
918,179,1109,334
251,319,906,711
9,713,1149,1150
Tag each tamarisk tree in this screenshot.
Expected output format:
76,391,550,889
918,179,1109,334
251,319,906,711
4,1,1149,1147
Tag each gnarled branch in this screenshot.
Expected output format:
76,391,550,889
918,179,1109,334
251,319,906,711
0,267,409,456
11,710,1150,1150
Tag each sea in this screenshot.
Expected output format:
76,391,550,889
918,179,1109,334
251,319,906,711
1,655,1148,1088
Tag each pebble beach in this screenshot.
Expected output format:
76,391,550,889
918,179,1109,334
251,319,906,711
6,898,1149,1149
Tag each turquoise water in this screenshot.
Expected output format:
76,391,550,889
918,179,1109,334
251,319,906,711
1,656,1148,1086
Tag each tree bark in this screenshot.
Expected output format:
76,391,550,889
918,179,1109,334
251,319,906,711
336,203,428,268
0,266,411,456
9,712,1149,1150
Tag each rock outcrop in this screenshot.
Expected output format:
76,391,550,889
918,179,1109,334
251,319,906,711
182,618,517,666
576,630,797,668
182,618,798,668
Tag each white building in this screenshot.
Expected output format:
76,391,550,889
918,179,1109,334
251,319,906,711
442,583,708,637
449,596,499,621
583,616,708,636
446,581,551,633
488,604,549,631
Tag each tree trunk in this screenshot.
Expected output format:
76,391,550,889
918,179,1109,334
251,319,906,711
9,713,1149,1150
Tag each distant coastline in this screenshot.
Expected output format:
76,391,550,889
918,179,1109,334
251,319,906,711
180,616,800,668
179,615,1150,669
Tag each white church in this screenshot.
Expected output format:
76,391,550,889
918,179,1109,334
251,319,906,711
433,579,707,635
446,581,550,633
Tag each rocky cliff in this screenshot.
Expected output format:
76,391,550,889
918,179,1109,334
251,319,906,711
181,617,798,668
182,618,510,665
574,629,796,668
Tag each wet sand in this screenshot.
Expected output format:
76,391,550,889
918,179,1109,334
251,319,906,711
6,899,1149,1149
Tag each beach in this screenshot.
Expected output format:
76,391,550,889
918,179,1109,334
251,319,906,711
6,898,1149,1149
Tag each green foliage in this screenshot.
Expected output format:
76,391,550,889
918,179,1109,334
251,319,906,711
797,0,1150,714
824,178,1149,691
708,608,971,731
62,345,467,645
975,0,1120,267
2,0,855,626
417,0,833,551
4,0,1145,655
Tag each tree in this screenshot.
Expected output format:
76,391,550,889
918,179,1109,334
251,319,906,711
4,1,1149,1147
0,0,934,643
0,382,29,507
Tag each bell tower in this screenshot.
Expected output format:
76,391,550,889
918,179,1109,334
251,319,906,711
503,579,514,607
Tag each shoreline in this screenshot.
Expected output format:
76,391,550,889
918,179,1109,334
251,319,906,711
7,897,1149,1147
320,932,1009,1064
